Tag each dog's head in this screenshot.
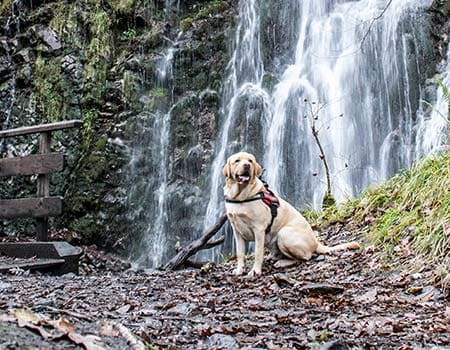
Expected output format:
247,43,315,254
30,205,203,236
222,152,263,185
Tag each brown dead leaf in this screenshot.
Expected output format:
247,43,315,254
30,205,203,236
14,309,43,326
99,321,120,337
355,289,377,303
50,317,77,334
22,322,54,339
13,309,53,340
68,332,106,350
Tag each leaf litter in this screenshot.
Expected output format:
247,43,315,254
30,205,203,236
0,229,449,349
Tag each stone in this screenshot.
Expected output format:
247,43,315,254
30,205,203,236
204,334,238,349
36,26,62,51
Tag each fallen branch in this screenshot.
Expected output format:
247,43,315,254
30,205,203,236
115,323,146,350
162,215,228,271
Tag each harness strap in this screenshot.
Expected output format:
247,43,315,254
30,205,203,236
225,188,280,235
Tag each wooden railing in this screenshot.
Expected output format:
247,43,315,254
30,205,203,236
0,120,82,241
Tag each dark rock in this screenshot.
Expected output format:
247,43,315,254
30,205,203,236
297,283,345,295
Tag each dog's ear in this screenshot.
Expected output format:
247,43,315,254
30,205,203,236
254,161,263,178
222,159,232,178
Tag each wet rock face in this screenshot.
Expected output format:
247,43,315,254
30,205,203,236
0,0,235,256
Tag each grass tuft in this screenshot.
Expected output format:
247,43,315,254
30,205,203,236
313,152,449,262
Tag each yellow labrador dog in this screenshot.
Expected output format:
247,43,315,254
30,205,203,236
223,151,360,276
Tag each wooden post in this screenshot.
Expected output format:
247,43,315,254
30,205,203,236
36,131,51,241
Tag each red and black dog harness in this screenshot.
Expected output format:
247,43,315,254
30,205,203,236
225,187,280,235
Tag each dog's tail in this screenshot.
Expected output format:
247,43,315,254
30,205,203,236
315,241,360,254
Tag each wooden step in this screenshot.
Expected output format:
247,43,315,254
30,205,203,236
0,258,65,273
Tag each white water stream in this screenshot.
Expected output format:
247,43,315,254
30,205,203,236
201,0,448,260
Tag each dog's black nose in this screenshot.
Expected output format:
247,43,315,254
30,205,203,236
244,163,250,170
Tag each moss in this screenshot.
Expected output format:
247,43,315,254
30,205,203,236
49,2,78,42
81,108,99,148
141,30,162,49
33,55,63,122
82,2,114,104
0,0,13,16
180,0,228,30
70,216,99,242
110,0,135,14
444,0,450,15
122,71,139,107
180,17,194,32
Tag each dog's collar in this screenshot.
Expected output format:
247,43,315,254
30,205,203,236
224,192,264,204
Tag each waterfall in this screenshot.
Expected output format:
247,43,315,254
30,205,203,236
199,0,448,260
201,0,271,260
264,0,436,210
129,27,183,267
415,45,450,154
130,0,448,266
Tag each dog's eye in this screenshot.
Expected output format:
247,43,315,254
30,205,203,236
234,159,240,163
248,159,253,163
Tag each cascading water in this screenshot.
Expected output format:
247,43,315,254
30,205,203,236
200,0,448,260
264,0,439,209
201,0,271,260
128,12,183,266
131,0,448,266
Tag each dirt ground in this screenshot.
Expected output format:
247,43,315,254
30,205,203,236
0,229,449,350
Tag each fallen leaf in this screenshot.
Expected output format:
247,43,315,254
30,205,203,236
68,332,106,350
116,304,131,314
50,317,77,334
355,289,377,303
14,309,43,326
99,321,120,337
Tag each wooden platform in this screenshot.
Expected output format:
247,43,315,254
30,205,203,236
0,258,65,273
0,242,82,275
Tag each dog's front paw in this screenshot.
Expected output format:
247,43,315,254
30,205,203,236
247,267,261,277
232,267,244,275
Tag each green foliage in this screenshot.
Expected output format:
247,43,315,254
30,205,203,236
422,78,450,124
121,27,137,40
152,87,165,98
180,0,228,30
110,0,135,14
82,108,98,148
180,17,194,32
49,2,78,42
0,0,13,16
81,3,114,104
122,71,139,107
33,56,62,122
436,79,450,111
315,152,450,262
